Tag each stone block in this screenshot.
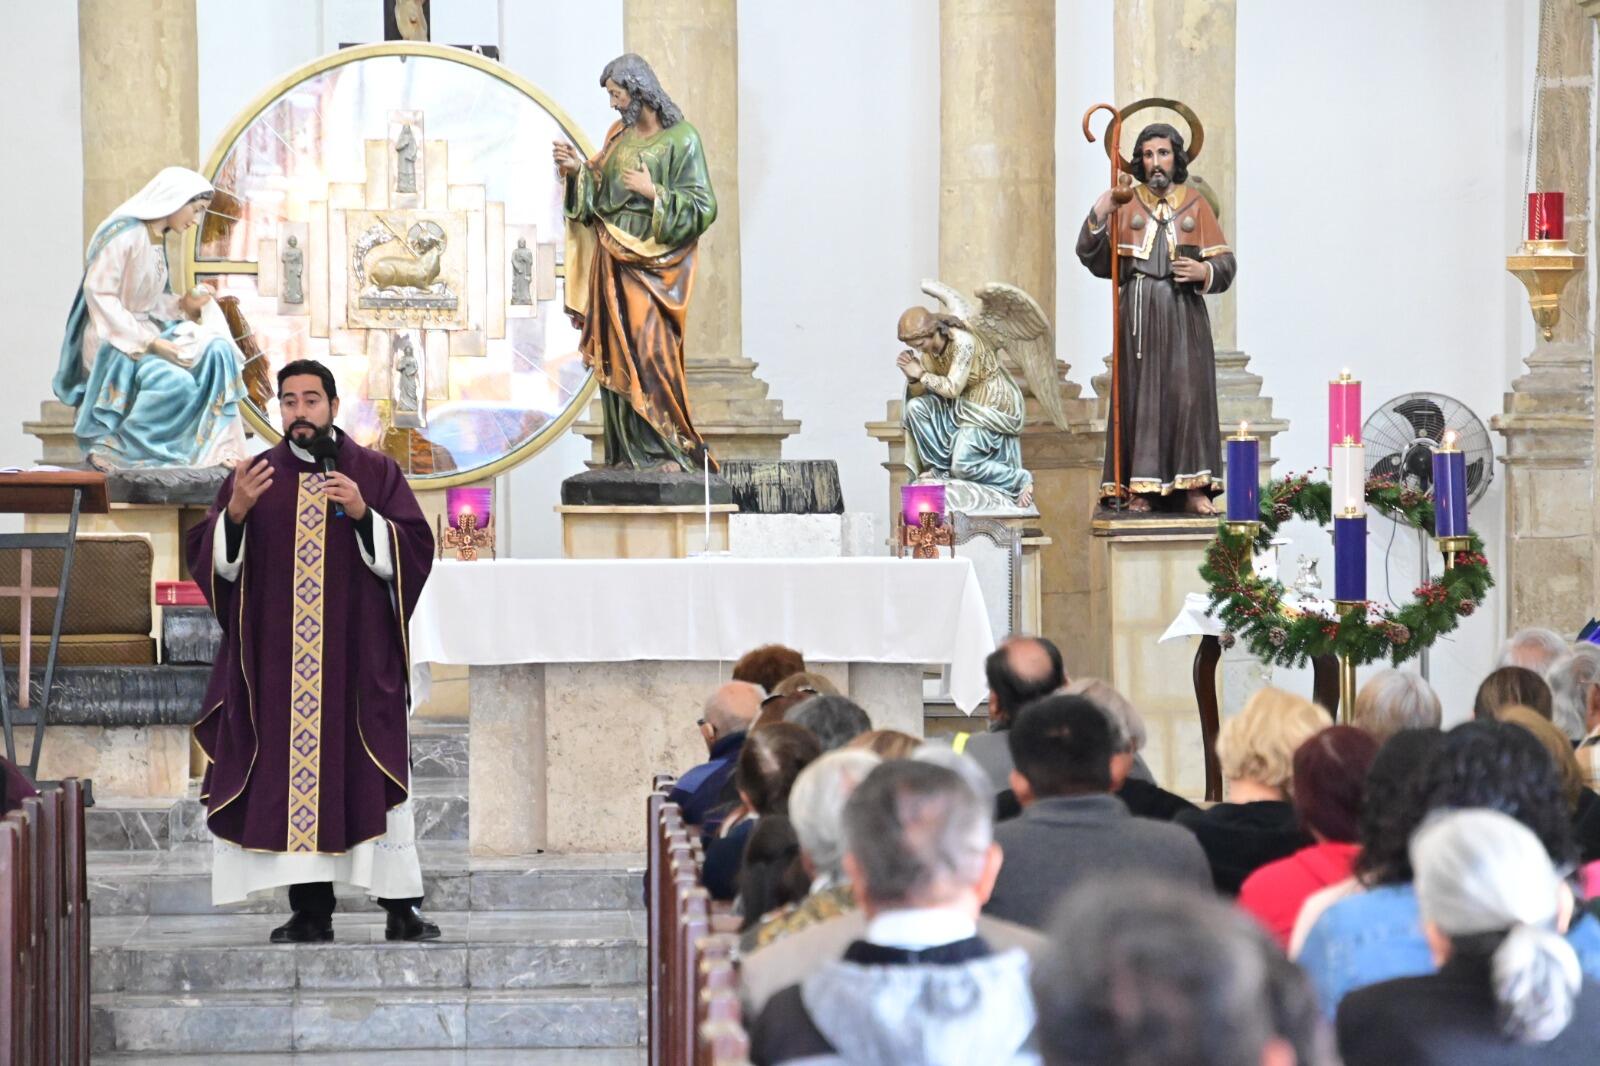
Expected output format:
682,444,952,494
411,727,470,779
414,790,469,841
469,869,643,913
123,945,297,994
87,805,170,850
467,941,643,989
18,723,191,798
96,993,295,1053
162,606,222,665
470,664,548,855
728,513,874,558
1509,465,1595,539
294,991,468,1051
297,944,470,990
6,665,212,725
462,989,643,1049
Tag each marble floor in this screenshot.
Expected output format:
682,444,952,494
97,1051,645,1064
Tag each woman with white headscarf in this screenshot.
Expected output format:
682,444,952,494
53,166,246,469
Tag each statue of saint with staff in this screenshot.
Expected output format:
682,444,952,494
1079,104,1235,515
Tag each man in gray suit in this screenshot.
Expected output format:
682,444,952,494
984,695,1211,930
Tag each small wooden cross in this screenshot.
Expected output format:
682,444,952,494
0,549,59,709
902,513,953,560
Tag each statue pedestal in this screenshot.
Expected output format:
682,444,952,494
1083,516,1216,799
556,467,739,559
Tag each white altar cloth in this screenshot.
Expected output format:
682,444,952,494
409,556,997,711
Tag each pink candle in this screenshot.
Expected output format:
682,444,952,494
1529,192,1565,241
1328,370,1361,467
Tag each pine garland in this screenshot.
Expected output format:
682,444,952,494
1200,474,1494,667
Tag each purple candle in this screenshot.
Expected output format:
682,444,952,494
1432,435,1469,539
1334,512,1367,602
901,483,947,528
1225,425,1259,523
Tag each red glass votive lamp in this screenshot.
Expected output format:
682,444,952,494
901,483,947,529
447,487,493,531
1529,192,1565,242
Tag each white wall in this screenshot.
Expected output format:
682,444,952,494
0,1,82,531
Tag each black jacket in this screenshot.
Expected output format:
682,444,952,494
1174,799,1309,896
1337,953,1600,1065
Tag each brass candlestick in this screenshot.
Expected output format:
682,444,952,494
1507,238,1584,341
1334,600,1361,725
437,513,495,561
1436,535,1471,572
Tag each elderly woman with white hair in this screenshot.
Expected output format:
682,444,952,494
741,749,880,952
1065,677,1197,822
1336,809,1600,1064
1497,626,1571,677
1552,644,1600,750
1351,669,1443,745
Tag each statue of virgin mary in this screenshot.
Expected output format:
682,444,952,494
53,166,247,469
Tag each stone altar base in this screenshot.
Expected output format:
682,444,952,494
1082,515,1218,798
469,660,923,855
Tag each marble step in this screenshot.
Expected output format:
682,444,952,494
409,720,469,779
87,776,469,850
95,1051,643,1065
89,843,645,917
92,986,644,1055
92,910,644,995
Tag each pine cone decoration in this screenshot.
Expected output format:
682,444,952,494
1457,599,1477,617
1268,626,1287,648
1272,501,1292,522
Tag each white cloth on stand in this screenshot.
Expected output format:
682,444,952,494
409,556,998,712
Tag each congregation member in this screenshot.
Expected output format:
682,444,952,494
733,644,807,694
1337,809,1600,1065
847,728,920,759
742,749,880,952
1066,676,1196,820
1288,729,1444,955
984,695,1210,929
1548,643,1600,742
750,761,1038,1065
703,722,820,901
187,359,437,943
1349,668,1442,745
1500,706,1600,864
1496,626,1570,675
1176,688,1327,895
785,695,871,751
1297,720,1600,1015
1473,664,1553,721
1032,879,1322,1066
954,635,1067,793
667,679,762,830
750,672,841,729
1238,726,1378,947
737,816,806,932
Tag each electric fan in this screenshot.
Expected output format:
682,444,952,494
1362,392,1495,679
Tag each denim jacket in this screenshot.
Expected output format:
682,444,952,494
1298,882,1600,1017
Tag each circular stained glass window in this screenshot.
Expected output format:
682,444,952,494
185,43,596,487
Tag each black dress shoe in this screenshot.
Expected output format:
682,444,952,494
269,910,334,943
385,905,442,942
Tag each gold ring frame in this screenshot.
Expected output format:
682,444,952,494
184,42,599,489
1102,97,1205,173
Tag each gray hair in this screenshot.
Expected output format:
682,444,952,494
701,681,762,736
599,53,683,128
911,743,995,804
1064,677,1144,754
1033,879,1285,1066
1496,627,1569,677
1351,670,1443,744
842,760,992,907
1412,808,1581,1043
788,749,880,881
1547,645,1600,742
787,695,871,751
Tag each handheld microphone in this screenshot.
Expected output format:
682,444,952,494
308,434,344,518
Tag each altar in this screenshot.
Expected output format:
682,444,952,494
409,556,996,854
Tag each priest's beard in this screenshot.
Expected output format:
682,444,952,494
287,419,330,448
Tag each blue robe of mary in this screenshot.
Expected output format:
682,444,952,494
53,216,246,468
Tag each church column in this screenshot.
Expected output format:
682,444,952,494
1494,0,1594,633
77,0,199,244
581,0,798,461
872,0,1103,655
1111,0,1287,465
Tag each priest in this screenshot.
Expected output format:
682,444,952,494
186,358,438,943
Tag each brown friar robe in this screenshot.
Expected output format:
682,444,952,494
1077,182,1237,498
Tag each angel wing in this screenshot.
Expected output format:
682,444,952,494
920,278,975,323
972,283,1068,430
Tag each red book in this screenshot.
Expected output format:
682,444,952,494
155,581,207,607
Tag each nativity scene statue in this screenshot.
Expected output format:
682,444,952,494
53,166,248,470
555,53,718,473
895,279,1069,514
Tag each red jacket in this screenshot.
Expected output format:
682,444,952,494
1238,840,1361,948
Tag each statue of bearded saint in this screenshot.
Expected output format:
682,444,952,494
895,280,1069,513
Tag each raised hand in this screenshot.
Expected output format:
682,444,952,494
321,472,368,521
552,141,582,176
226,457,274,523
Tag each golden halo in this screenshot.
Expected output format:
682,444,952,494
1104,98,1205,173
